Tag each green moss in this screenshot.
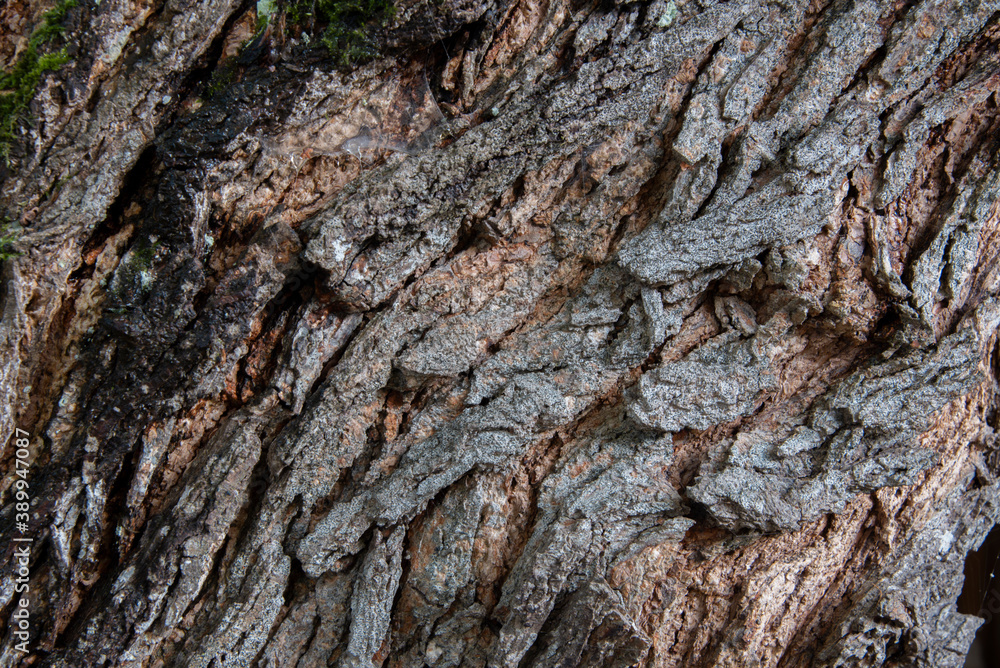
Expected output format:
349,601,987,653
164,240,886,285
257,0,277,29
319,0,395,65
204,65,235,99
106,238,159,308
286,0,395,67
0,219,22,261
0,0,78,160
133,245,156,269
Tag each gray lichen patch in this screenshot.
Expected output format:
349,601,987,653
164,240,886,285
272,306,363,414
628,334,774,433
688,301,997,532
618,102,876,288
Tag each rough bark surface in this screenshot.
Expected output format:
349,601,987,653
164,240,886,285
1,0,999,666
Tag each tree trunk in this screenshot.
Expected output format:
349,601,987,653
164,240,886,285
1,0,999,665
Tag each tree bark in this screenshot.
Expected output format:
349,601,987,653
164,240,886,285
1,0,999,665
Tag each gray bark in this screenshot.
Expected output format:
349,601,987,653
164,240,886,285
1,0,999,665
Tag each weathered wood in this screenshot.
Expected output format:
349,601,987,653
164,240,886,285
1,0,999,665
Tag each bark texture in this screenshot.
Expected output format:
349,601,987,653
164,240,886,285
1,0,1000,665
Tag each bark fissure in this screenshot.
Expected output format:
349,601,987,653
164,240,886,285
2,0,1000,665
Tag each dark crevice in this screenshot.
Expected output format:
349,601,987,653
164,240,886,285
959,522,1000,665
67,136,151,285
